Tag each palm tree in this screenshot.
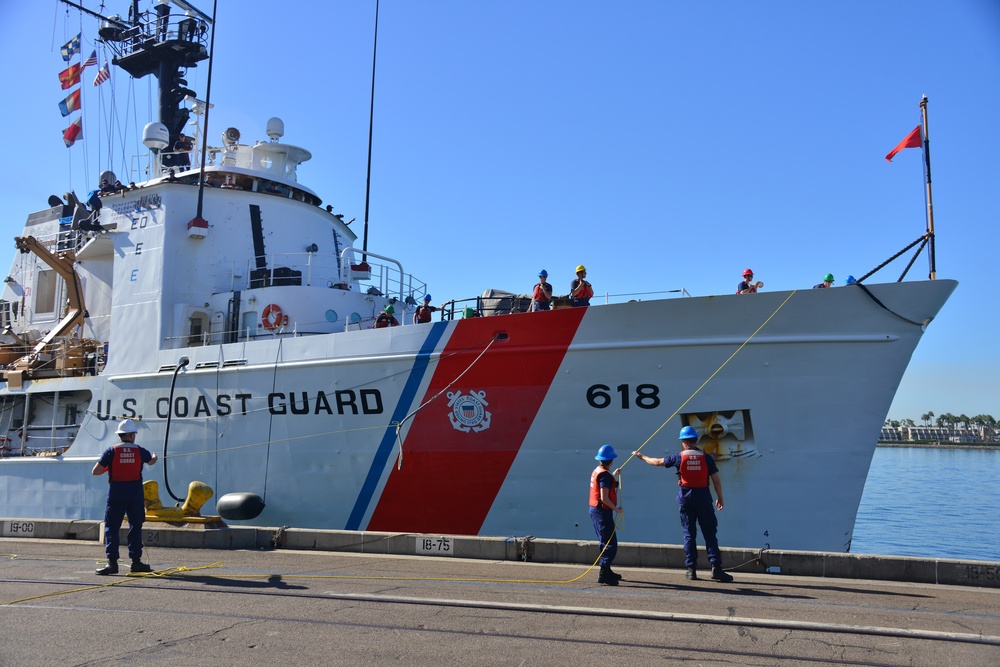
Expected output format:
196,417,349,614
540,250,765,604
921,411,934,426
901,418,915,428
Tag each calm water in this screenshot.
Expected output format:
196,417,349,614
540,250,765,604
851,446,1000,562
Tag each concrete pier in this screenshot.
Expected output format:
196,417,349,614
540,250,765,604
4,518,999,588
3,519,1000,665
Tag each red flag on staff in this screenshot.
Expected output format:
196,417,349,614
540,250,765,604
885,125,922,162
63,117,83,147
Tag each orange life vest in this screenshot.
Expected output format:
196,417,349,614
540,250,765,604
589,466,618,508
533,283,551,302
574,280,594,300
109,443,143,483
415,305,433,323
678,449,709,488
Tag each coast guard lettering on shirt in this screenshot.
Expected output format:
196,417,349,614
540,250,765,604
679,449,709,488
110,444,143,482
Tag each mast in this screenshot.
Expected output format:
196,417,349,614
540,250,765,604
89,1,212,169
919,95,935,280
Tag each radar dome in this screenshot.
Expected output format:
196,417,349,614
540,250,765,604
142,122,170,151
266,117,284,140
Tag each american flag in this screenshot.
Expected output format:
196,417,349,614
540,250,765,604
83,50,98,69
93,62,110,87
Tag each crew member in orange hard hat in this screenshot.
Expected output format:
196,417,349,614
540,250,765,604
92,419,158,575
570,264,594,307
737,268,762,294
589,444,623,585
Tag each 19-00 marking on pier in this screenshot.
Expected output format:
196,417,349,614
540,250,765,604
3,521,35,537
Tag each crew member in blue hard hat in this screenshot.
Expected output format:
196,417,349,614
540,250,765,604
632,426,734,582
589,444,623,585
374,304,399,328
530,270,553,312
92,419,158,575
813,273,834,289
413,294,447,324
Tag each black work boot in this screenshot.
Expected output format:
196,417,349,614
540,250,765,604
711,565,734,583
597,566,619,586
605,566,623,582
685,568,698,580
95,560,118,576
130,560,153,574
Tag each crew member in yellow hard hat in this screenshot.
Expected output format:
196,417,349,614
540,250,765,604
589,444,623,585
92,419,158,575
570,264,594,307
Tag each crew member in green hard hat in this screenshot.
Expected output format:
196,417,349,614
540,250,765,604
813,273,835,289
589,444,623,585
374,304,399,328
632,426,734,583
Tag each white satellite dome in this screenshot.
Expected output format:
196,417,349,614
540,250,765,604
142,122,170,151
266,117,284,140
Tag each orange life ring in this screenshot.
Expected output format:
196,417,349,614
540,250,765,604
262,303,283,331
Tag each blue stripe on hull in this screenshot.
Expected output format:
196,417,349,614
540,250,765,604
344,322,448,529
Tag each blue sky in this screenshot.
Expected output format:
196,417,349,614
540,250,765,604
1,1,997,422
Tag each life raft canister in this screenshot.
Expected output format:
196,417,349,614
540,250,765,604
678,449,710,488
262,304,283,330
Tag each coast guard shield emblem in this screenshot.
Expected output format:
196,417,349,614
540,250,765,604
447,390,492,433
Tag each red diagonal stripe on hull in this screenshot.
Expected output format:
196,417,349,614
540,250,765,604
367,308,586,534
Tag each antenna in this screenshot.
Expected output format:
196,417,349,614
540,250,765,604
189,0,219,234
361,0,380,259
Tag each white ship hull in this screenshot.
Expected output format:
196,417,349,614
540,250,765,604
0,273,955,552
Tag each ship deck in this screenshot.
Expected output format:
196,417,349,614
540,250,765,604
3,521,999,665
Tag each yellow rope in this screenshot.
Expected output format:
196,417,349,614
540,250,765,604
620,289,797,467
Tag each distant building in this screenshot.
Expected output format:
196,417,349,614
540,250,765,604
879,425,995,443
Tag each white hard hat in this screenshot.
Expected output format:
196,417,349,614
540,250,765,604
116,419,138,435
